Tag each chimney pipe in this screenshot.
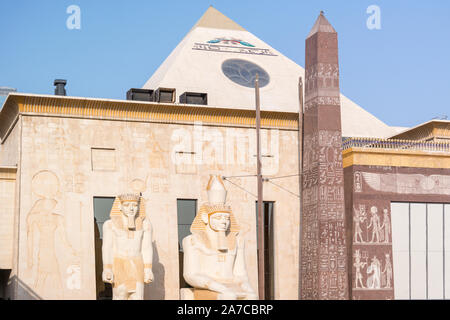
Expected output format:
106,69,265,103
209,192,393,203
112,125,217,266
54,79,67,96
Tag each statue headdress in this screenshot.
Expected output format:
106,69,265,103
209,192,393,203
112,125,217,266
109,193,145,231
189,175,239,250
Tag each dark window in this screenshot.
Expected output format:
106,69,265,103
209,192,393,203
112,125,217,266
93,197,115,239
177,199,197,289
256,201,275,299
93,197,115,300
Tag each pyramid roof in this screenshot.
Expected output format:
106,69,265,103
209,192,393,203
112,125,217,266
143,7,401,138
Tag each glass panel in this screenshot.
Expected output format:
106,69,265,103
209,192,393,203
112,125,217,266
445,204,450,299
391,202,410,299
222,59,270,88
410,203,427,299
177,199,197,252
93,197,115,239
428,204,444,299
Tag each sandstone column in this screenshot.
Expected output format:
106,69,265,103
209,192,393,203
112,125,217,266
300,11,349,300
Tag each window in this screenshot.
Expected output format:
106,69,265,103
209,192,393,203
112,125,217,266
93,197,115,300
177,199,197,251
256,201,275,299
177,199,197,289
93,197,115,239
222,59,270,88
391,202,450,299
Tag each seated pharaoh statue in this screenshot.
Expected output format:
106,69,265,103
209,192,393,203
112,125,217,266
102,193,154,300
181,175,257,300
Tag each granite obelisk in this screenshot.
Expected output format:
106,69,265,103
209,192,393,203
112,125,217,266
300,11,349,300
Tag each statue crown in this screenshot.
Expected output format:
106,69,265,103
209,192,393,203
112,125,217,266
206,175,227,205
118,193,140,202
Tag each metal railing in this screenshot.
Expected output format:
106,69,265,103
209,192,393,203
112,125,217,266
342,137,450,153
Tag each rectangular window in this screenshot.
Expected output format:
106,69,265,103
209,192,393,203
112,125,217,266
256,201,275,300
93,197,115,239
177,199,197,289
177,199,197,251
93,197,115,300
391,202,450,300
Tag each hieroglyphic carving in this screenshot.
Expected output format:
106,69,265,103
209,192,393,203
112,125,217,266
305,63,339,83
148,174,170,194
354,171,363,193
301,130,348,300
304,97,341,111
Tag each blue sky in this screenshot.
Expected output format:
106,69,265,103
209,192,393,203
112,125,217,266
0,0,449,128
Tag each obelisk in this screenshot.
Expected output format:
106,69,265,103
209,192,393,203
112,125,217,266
300,11,349,300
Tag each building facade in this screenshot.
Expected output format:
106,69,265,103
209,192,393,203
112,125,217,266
0,7,449,300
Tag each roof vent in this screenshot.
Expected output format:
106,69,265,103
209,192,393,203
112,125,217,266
54,79,67,96
180,92,208,105
154,87,176,103
126,88,154,102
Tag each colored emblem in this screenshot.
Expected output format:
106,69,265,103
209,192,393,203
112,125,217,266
207,37,255,47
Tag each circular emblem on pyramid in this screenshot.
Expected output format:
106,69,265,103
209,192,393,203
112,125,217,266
221,59,270,88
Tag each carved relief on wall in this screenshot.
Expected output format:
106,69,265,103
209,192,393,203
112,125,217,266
352,250,393,291
147,174,170,194
63,172,86,194
130,178,147,194
353,205,391,245
147,132,168,170
351,201,394,300
26,170,81,299
358,171,450,195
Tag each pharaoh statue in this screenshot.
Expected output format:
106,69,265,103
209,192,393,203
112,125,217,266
102,193,154,300
181,175,257,300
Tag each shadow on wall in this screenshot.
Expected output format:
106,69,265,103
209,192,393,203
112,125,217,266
8,275,42,300
145,241,165,300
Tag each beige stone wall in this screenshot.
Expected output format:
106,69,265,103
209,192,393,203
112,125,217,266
0,117,20,167
14,114,300,300
0,171,16,269
0,118,20,299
